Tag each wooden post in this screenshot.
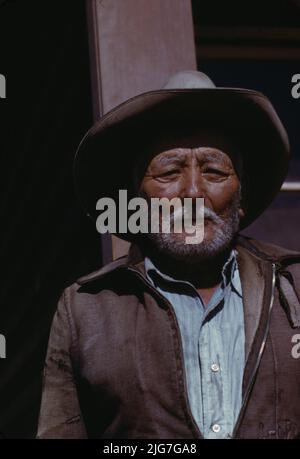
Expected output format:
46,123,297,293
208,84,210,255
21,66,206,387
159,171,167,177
86,0,197,261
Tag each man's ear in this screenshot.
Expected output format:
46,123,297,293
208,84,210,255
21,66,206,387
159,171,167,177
238,181,247,221
238,207,245,219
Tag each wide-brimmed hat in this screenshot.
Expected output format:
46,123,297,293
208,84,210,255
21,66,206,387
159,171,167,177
73,70,290,238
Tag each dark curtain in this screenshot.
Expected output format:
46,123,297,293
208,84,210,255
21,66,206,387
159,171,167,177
0,0,101,438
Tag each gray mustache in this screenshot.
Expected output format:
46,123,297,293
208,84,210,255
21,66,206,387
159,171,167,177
168,206,222,224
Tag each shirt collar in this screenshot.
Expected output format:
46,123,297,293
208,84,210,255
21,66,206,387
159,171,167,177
145,249,242,297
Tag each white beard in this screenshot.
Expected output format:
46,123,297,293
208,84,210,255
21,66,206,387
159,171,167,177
144,188,241,263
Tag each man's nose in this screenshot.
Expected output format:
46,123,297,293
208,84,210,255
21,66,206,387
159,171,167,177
182,168,205,199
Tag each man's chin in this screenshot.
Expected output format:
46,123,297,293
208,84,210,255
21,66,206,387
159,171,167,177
146,232,230,264
163,227,215,245
144,204,241,263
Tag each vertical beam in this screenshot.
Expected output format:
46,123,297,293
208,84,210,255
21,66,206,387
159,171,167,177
86,0,197,261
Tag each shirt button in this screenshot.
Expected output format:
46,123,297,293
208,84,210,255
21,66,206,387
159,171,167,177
211,363,220,372
212,424,221,433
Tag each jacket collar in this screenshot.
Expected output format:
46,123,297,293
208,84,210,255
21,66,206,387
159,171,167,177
235,242,271,362
77,242,145,285
77,235,300,337
77,234,300,285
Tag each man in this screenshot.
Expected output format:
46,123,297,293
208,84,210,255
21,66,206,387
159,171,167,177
37,71,300,439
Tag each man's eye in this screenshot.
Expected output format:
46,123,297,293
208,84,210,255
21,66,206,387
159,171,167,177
203,168,227,177
159,169,180,177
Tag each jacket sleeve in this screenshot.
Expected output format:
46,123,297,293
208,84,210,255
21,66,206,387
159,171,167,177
36,290,87,438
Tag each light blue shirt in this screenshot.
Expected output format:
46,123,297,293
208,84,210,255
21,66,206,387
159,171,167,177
145,250,245,439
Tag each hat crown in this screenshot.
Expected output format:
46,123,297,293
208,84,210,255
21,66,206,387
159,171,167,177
163,70,216,90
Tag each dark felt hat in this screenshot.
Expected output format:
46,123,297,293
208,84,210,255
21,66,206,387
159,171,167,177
73,71,290,237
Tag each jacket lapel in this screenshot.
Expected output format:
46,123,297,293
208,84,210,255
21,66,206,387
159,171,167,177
236,244,268,364
235,241,276,404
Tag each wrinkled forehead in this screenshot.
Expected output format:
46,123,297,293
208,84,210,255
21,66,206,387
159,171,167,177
134,127,243,182
150,146,235,169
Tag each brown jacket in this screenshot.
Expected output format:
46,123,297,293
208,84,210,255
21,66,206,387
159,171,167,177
37,235,300,439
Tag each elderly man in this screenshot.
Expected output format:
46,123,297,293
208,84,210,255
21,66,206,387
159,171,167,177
37,71,300,439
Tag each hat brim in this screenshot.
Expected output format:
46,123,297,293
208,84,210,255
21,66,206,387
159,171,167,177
73,88,290,240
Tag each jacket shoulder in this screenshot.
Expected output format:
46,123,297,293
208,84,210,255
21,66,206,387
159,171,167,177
237,235,300,263
58,255,137,322
75,255,128,286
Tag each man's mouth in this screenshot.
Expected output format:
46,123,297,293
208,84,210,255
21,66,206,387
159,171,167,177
170,212,216,225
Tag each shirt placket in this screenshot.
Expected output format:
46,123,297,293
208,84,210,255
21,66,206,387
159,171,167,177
144,251,243,439
198,288,229,438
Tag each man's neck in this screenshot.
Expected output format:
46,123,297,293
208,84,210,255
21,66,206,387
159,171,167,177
143,244,233,291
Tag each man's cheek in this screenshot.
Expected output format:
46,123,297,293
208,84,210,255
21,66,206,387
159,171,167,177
154,182,183,198
209,189,239,213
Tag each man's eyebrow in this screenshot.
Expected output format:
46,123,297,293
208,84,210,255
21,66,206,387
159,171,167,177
154,154,185,168
199,151,232,165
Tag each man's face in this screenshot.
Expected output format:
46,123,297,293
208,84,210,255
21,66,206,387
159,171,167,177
138,142,244,262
